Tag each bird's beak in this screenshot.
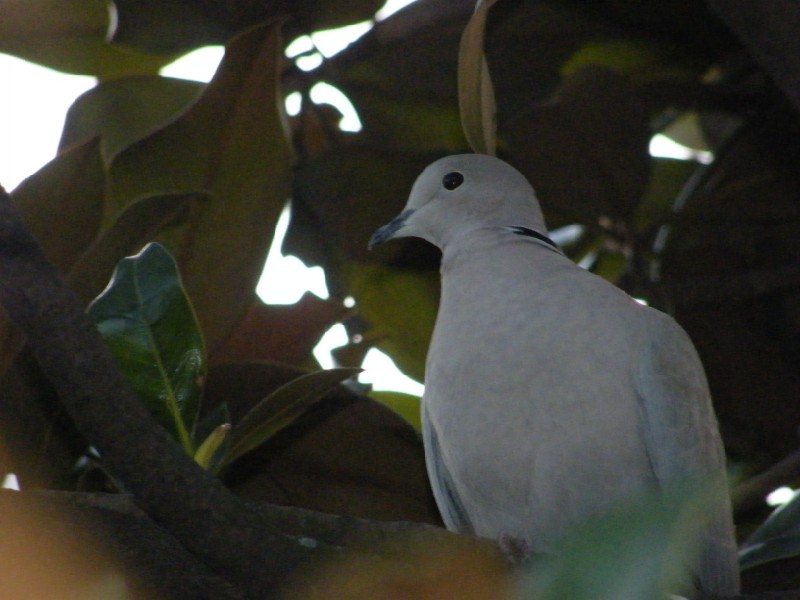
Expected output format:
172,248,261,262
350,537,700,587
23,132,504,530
368,209,415,250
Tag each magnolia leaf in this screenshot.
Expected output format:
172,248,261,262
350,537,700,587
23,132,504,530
210,294,349,367
192,401,231,473
12,137,105,273
68,192,208,304
60,76,204,164
194,423,232,472
87,243,206,453
368,390,421,431
108,21,293,351
0,0,171,77
740,490,800,570
349,263,438,382
458,0,501,155
222,367,361,469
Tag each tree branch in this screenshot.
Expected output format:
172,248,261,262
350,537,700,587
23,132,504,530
0,184,316,597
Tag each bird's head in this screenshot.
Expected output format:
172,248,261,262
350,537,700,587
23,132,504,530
368,154,548,251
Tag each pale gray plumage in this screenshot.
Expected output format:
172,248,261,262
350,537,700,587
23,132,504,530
369,154,739,596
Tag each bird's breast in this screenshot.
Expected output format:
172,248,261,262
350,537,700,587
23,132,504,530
423,249,657,546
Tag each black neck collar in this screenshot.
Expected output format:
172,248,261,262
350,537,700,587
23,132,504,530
503,226,559,250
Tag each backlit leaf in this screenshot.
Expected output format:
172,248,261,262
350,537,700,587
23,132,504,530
348,263,438,382
368,390,421,430
458,0,501,155
60,76,204,163
740,490,800,570
108,22,293,351
210,294,349,368
0,0,172,78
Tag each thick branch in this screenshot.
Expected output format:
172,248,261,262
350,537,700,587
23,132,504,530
0,185,315,597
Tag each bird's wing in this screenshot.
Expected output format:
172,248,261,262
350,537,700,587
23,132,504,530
634,311,739,595
422,402,475,535
634,312,723,482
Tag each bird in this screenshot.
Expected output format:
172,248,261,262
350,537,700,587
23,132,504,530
368,153,739,596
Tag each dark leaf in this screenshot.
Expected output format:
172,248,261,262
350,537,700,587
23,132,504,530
12,137,105,273
0,0,172,77
658,108,800,464
87,243,206,453
222,367,361,468
505,67,652,226
287,146,438,267
368,390,421,430
1,139,105,372
112,0,384,54
210,294,348,367
204,362,438,523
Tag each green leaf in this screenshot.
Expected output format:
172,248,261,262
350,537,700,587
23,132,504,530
522,481,715,600
87,242,206,454
221,367,361,469
192,401,231,473
561,39,702,83
368,390,421,430
348,263,438,382
590,249,628,284
740,490,800,570
0,0,173,78
194,423,232,472
107,21,293,351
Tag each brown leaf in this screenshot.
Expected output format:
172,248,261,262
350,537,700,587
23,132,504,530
12,137,105,273
284,538,512,600
210,294,349,366
108,22,293,350
67,192,205,304
1,138,105,373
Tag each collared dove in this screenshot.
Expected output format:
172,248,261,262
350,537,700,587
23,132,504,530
369,154,739,596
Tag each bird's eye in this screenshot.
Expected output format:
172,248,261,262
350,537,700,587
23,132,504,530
442,172,464,190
